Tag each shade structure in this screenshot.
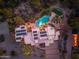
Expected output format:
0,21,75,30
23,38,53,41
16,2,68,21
35,15,49,26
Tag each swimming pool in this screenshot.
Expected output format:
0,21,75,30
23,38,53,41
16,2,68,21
35,15,49,26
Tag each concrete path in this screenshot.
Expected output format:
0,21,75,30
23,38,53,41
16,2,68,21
45,41,60,59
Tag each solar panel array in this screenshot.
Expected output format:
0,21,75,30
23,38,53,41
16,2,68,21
15,26,27,41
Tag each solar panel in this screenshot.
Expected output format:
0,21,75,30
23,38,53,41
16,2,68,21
34,37,38,40
21,27,25,29
40,31,46,34
16,30,26,32
16,33,26,36
33,31,37,33
40,34,47,37
16,37,21,40
33,34,38,36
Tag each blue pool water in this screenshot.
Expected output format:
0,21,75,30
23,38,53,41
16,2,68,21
35,15,49,26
